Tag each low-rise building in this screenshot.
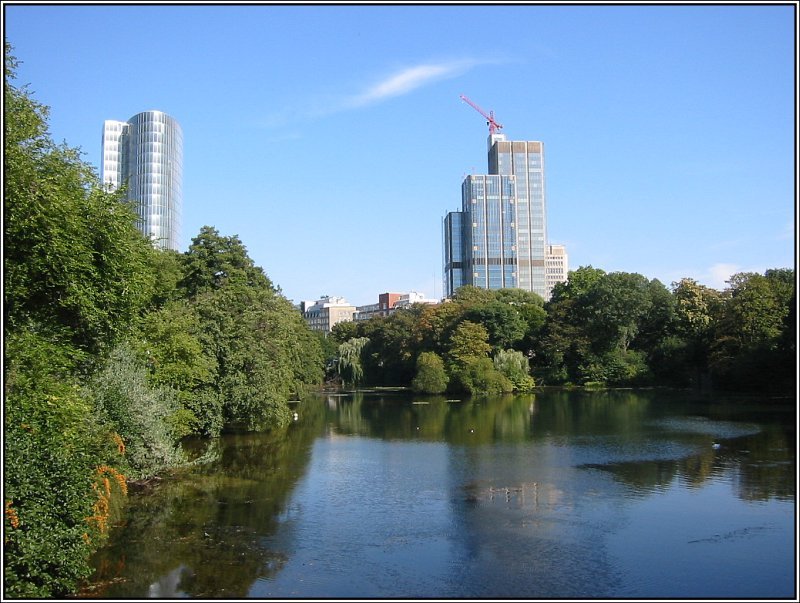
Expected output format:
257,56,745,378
302,296,356,333
354,291,437,321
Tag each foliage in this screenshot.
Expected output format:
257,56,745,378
3,46,328,597
86,343,187,480
449,357,514,396
493,349,536,392
411,352,449,394
462,301,527,351
4,329,123,598
337,337,370,386
447,321,491,365
709,270,796,391
4,53,155,355
179,225,272,297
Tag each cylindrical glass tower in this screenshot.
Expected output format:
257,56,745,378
102,110,183,251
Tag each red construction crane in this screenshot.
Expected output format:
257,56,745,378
459,94,503,135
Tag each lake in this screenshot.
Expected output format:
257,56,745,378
82,388,796,599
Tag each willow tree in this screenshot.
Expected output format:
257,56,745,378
337,337,370,386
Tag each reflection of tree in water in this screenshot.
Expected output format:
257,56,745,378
580,422,794,502
81,400,326,598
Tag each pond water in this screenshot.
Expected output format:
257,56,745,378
82,389,796,599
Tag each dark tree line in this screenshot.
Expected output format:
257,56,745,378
329,268,795,395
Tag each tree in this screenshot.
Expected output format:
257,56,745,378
179,226,272,297
446,321,491,365
411,352,449,394
493,349,536,391
670,278,723,385
580,271,653,354
337,337,370,387
462,301,527,351
4,48,155,356
710,269,795,390
86,343,187,480
3,46,155,597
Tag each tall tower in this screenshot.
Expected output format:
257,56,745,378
487,134,548,298
102,110,183,251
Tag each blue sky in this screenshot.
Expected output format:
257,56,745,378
4,3,796,306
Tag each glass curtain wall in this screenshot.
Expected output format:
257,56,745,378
461,174,517,290
102,111,183,251
489,138,547,298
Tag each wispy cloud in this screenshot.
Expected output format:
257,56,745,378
345,60,484,108
257,58,498,130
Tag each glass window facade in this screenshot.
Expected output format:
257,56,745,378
489,137,548,298
443,211,465,298
102,111,183,251
458,174,517,291
443,134,561,300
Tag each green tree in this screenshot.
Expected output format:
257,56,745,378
411,351,449,394
669,278,723,385
4,48,155,356
337,337,370,386
463,301,527,351
4,46,155,597
179,225,272,297
134,300,218,435
4,330,124,598
447,320,491,365
710,269,795,391
449,357,514,396
86,343,187,480
493,349,536,391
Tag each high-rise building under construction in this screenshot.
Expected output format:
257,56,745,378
444,128,561,300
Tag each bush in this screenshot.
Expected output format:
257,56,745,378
86,343,186,480
4,329,124,598
449,357,514,396
493,349,536,392
412,352,449,394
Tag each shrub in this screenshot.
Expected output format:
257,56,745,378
86,343,186,480
493,349,536,392
412,352,449,394
449,357,513,396
4,329,123,598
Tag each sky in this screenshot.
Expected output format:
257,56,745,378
3,2,796,306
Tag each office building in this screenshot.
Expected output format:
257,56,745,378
102,110,183,251
546,244,569,299
302,296,356,333
444,132,564,300
354,292,438,321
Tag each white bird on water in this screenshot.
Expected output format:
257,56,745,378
712,442,721,450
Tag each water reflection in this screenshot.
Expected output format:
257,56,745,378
81,389,795,598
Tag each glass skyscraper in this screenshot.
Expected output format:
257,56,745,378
102,110,183,251
444,133,550,299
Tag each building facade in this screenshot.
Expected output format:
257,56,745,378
444,132,563,300
102,110,183,251
301,296,356,333
488,136,548,297
545,244,569,300
354,292,438,321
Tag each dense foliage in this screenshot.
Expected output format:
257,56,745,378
3,48,323,597
331,272,795,394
